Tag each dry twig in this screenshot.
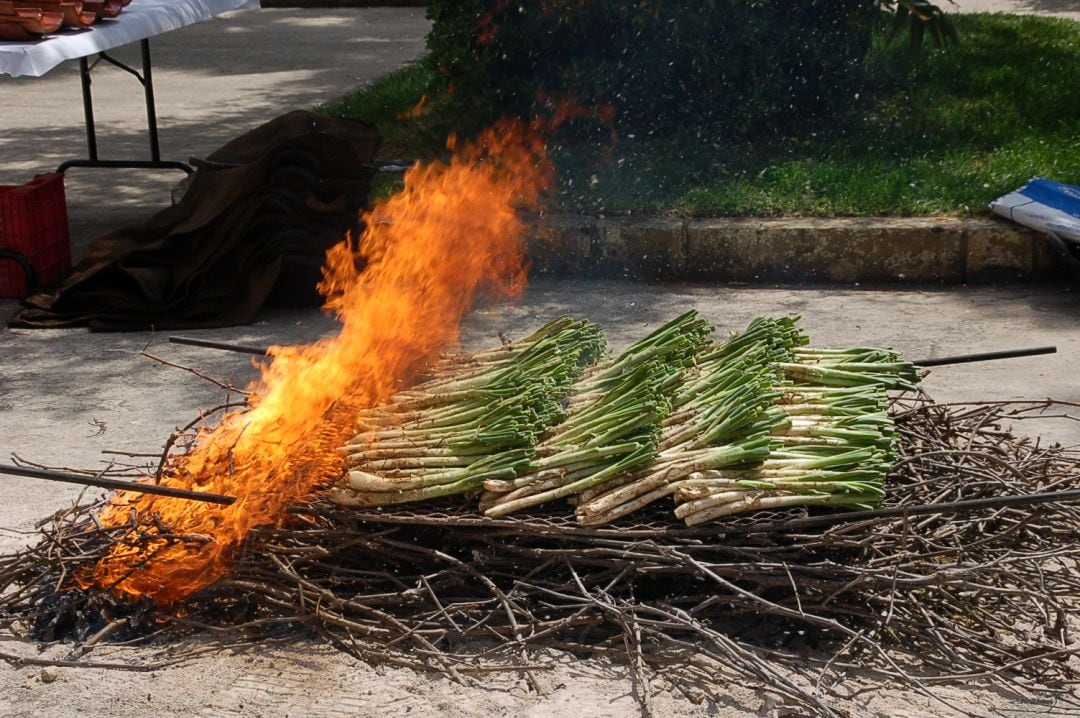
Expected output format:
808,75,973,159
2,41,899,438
1,393,1078,716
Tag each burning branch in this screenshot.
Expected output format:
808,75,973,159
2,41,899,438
86,118,554,605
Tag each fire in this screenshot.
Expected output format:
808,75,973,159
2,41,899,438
88,119,553,605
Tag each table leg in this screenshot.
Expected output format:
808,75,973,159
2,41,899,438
77,55,98,163
140,39,162,164
57,40,193,175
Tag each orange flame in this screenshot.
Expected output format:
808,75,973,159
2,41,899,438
397,93,428,120
88,119,552,605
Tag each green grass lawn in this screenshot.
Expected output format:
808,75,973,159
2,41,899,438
321,13,1080,217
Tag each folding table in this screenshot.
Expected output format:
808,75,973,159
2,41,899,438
0,0,259,174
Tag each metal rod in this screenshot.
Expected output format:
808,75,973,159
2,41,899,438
5,463,1072,527
57,43,192,176
731,487,1080,535
57,159,194,174
913,346,1056,367
77,56,98,162
168,336,271,357
169,335,1059,371
0,464,236,506
140,39,161,163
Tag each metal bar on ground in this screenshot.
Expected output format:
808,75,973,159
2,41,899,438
734,487,1080,535
0,464,236,506
168,336,271,356
170,335,1059,371
914,346,1056,367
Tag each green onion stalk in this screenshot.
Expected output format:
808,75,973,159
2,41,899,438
671,383,904,526
329,317,605,507
668,339,908,526
481,311,713,517
782,344,921,392
561,310,712,413
575,317,802,525
327,311,918,524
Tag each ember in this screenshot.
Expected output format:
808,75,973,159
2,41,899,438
86,118,553,605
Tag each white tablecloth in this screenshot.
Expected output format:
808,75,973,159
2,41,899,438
0,0,259,78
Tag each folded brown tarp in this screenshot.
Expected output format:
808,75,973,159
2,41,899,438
10,111,380,331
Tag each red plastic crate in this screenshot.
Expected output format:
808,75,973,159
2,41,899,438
0,173,71,299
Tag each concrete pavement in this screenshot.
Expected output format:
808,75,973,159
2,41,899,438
1,6,1077,499
951,0,1080,21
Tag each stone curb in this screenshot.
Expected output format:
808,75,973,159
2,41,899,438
527,216,1067,284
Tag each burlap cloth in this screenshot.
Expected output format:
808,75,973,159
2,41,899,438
9,110,380,331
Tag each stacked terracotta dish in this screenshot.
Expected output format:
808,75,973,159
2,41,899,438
0,0,128,41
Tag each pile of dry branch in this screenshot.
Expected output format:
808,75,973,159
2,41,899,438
2,393,1079,715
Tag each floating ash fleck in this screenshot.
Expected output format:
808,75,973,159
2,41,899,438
85,118,554,605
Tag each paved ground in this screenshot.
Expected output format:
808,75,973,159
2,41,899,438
951,0,1080,20
1,0,1077,578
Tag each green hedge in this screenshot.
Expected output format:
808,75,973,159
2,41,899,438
425,0,881,137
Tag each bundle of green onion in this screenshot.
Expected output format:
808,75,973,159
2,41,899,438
669,338,915,526
481,311,712,517
671,389,897,526
781,345,920,392
329,317,605,507
576,316,803,525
